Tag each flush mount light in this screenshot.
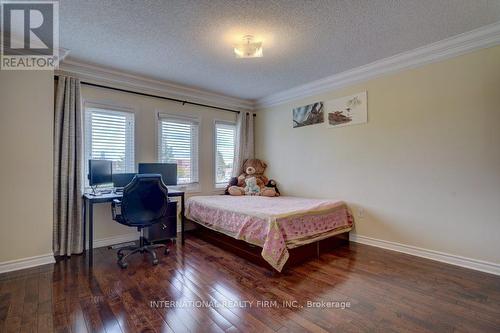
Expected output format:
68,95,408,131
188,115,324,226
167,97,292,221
234,35,263,58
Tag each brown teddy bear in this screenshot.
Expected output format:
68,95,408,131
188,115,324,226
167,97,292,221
228,159,278,197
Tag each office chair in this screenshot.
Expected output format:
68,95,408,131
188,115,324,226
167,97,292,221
111,174,170,268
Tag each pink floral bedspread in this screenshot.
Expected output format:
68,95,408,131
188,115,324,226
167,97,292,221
186,195,353,271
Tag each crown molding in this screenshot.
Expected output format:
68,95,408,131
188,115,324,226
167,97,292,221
257,22,500,108
57,60,254,112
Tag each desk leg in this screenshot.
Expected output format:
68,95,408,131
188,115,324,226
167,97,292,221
181,193,185,245
88,202,94,266
83,199,87,252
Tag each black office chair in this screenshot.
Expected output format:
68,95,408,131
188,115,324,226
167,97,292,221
111,174,170,268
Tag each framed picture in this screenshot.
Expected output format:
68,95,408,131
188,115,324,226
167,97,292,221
325,92,367,128
292,102,324,128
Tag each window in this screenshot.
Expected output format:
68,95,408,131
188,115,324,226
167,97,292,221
158,114,199,185
84,107,135,180
214,121,236,186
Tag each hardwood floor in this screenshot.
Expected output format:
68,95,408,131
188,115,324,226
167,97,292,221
1,235,499,333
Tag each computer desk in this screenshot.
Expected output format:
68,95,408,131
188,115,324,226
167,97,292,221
82,189,185,266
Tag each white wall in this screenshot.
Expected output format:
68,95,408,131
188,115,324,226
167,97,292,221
255,46,500,265
81,85,236,241
0,70,54,263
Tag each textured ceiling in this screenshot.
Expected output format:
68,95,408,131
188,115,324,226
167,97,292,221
59,0,500,100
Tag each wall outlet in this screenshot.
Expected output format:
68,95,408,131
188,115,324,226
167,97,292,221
357,208,365,218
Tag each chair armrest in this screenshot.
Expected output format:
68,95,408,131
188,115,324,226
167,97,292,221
111,199,122,220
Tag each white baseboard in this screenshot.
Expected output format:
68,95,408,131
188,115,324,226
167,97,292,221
93,233,139,249
349,234,500,276
0,234,140,275
0,253,55,274
5,234,496,276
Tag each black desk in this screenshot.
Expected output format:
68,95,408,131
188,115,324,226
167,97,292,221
82,189,185,265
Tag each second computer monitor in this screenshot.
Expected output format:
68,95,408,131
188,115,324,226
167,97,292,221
89,159,113,186
112,173,137,188
138,163,177,186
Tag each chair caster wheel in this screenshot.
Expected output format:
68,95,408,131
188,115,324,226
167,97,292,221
117,253,124,259
152,259,159,265
118,261,128,269
164,248,170,255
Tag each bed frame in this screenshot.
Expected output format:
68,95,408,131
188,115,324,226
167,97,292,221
188,219,350,272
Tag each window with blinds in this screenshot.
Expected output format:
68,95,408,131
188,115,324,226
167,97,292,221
215,121,236,186
158,114,199,185
84,107,135,179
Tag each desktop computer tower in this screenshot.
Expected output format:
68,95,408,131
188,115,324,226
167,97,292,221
144,201,178,243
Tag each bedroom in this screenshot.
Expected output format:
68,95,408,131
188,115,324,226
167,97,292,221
0,0,499,332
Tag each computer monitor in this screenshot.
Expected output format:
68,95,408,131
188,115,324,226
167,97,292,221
88,160,113,186
112,173,137,188
138,163,177,185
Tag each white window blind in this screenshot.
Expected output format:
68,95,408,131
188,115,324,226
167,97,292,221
84,107,135,178
158,114,199,185
215,121,236,185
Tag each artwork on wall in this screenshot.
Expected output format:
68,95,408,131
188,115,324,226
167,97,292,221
325,91,367,128
292,102,324,128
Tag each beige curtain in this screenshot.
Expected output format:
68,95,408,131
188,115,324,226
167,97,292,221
53,76,83,256
232,112,255,176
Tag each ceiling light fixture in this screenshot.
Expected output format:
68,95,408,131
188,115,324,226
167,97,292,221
234,35,263,58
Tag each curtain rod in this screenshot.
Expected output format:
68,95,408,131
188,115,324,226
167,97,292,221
54,76,255,116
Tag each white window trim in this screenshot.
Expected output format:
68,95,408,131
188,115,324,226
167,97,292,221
83,101,136,188
213,119,236,190
156,112,201,192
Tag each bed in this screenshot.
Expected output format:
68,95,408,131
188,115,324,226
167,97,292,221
186,195,354,272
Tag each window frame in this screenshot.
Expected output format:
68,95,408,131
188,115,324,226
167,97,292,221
83,102,136,187
213,119,236,189
156,112,201,191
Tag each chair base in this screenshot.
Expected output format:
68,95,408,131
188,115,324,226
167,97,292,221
117,237,169,268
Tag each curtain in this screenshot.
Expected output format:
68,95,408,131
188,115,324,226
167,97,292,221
232,111,255,176
53,76,83,256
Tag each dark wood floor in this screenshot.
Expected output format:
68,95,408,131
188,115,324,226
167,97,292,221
1,235,499,333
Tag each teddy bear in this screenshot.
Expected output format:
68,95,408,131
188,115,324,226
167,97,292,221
228,158,278,197
224,176,239,195
244,177,261,195
264,179,280,196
